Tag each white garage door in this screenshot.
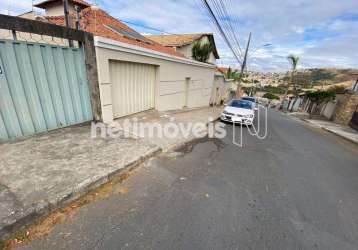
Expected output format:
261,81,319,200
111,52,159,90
110,61,156,118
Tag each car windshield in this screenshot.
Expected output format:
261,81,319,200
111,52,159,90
229,100,252,109
241,97,255,103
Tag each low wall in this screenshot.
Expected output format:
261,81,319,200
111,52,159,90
333,94,358,125
210,75,230,105
321,101,337,120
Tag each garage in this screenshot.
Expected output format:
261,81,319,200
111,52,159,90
110,61,156,118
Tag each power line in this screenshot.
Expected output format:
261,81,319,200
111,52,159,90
227,0,244,54
210,0,242,59
201,0,242,64
209,0,238,55
209,0,243,57
217,0,243,56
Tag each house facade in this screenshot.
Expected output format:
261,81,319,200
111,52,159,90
34,0,90,16
95,37,215,123
30,0,217,124
146,34,220,64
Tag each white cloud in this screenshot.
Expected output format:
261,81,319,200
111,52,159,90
0,0,33,15
3,0,358,71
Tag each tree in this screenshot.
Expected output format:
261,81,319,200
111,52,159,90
224,67,241,80
284,54,299,111
191,41,213,63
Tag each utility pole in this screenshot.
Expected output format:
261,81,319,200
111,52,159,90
75,5,81,30
236,32,252,98
354,76,358,91
63,0,73,47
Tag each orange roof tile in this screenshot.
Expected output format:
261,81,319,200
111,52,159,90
147,33,220,59
45,7,185,58
217,67,229,74
147,34,205,47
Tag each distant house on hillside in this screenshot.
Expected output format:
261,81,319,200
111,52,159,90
146,33,220,64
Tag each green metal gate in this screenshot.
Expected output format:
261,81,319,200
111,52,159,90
0,40,93,141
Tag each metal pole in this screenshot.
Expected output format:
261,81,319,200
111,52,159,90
353,77,358,91
63,0,73,47
236,32,251,98
75,5,81,30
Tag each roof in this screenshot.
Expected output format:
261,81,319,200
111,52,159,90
34,0,90,9
147,34,206,47
45,7,185,58
217,67,229,74
146,33,220,59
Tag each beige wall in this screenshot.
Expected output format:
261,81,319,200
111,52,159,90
210,75,230,105
94,37,216,123
45,2,77,16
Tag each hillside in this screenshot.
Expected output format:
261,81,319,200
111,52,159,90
282,68,358,87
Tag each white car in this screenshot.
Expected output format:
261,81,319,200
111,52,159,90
241,96,258,111
220,99,255,125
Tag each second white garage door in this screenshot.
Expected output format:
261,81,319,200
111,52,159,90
110,61,156,118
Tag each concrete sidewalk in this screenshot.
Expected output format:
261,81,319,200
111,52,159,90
289,112,358,145
0,106,221,241
115,106,222,151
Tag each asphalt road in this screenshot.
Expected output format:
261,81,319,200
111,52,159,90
18,110,358,250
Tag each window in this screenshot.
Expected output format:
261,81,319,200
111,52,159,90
229,100,252,109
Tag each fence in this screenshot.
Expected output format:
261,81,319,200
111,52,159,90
0,14,101,141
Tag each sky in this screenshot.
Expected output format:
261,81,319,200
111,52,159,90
1,0,358,72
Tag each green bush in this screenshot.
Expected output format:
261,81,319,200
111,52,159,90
262,86,287,94
192,41,213,63
263,93,280,100
307,90,335,104
328,85,346,94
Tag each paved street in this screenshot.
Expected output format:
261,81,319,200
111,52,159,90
18,110,358,250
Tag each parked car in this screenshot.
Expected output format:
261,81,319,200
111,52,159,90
241,96,258,110
220,99,255,125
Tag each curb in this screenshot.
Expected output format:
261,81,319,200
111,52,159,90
296,117,358,146
0,114,221,242
0,146,162,242
321,127,358,145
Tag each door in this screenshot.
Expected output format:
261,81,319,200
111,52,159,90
184,77,190,108
0,40,92,141
110,61,156,118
